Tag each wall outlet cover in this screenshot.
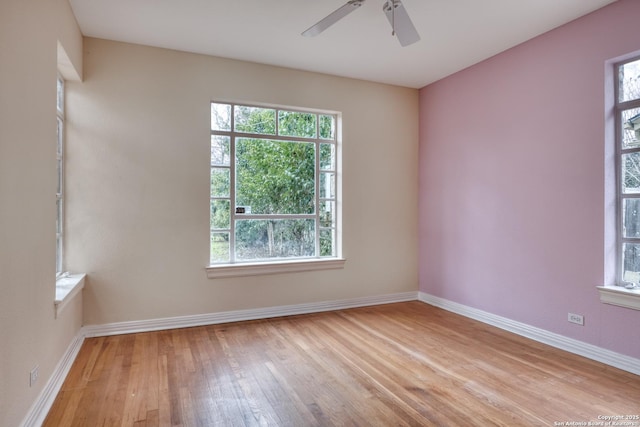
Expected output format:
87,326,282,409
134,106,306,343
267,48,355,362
568,313,584,326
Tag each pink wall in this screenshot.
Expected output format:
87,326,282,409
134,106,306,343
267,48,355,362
419,0,640,358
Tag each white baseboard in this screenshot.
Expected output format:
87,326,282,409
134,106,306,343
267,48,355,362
82,291,419,337
20,332,85,427
418,291,640,376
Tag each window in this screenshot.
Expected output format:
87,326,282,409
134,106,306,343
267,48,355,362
599,56,640,310
54,48,86,316
56,74,65,276
615,57,640,287
209,102,341,273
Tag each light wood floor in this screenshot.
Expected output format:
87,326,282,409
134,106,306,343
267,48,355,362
44,302,640,426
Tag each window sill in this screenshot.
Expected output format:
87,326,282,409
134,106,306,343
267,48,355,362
55,273,86,318
597,285,640,311
207,258,346,279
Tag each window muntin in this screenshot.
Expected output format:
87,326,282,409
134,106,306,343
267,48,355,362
615,57,640,284
56,75,65,276
210,102,339,265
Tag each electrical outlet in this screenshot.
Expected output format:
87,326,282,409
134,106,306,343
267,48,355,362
568,313,584,326
30,366,39,387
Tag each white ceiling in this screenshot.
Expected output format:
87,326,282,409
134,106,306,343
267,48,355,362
69,0,617,89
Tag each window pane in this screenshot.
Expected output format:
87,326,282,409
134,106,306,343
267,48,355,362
211,168,230,197
319,200,334,228
623,198,640,238
211,135,230,166
56,198,63,234
211,103,231,131
234,106,276,135
57,117,63,157
622,108,640,149
57,77,64,113
622,152,640,194
56,235,62,273
278,110,316,138
320,143,335,170
236,138,315,214
622,242,640,284
235,219,315,260
210,199,230,229
320,172,335,199
211,232,230,263
320,115,335,140
320,229,335,257
619,59,640,103
57,159,63,195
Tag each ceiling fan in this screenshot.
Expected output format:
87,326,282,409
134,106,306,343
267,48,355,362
302,0,420,47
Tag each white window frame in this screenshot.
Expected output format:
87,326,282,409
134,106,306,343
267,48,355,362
207,101,345,278
56,74,65,277
54,47,86,318
598,56,640,310
615,56,640,286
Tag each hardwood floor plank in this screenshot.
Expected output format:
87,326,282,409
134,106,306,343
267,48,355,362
43,302,640,426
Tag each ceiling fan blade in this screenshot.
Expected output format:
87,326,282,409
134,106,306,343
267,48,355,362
383,0,420,47
302,0,365,37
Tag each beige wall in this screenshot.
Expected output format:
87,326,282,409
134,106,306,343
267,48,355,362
0,0,83,425
67,38,419,325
